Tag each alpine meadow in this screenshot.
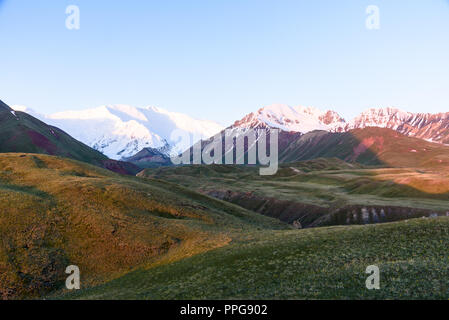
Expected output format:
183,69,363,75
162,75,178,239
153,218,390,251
1,1,448,306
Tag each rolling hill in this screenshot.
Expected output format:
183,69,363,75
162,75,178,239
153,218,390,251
64,216,449,300
2,101,449,300
139,157,449,228
1,154,447,300
0,153,286,299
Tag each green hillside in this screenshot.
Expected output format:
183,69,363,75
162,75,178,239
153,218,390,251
0,153,286,299
64,216,449,300
1,153,447,300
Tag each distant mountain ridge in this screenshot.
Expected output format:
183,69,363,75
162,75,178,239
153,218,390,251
232,104,449,145
231,104,345,132
336,107,449,144
123,147,172,168
11,103,449,166
15,104,224,160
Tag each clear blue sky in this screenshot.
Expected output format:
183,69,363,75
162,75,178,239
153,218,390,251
1,0,448,125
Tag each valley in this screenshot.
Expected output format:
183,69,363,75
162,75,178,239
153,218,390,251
139,159,449,228
3,0,449,303
0,100,448,300
0,153,286,299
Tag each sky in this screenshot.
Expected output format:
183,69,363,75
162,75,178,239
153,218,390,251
0,0,448,126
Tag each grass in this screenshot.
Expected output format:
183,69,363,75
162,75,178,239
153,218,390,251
1,153,448,300
63,217,449,300
139,159,449,227
0,153,286,299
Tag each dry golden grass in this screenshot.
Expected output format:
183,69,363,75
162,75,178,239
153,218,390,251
0,153,286,299
370,168,449,194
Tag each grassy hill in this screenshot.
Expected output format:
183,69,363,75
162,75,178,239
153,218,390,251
139,159,449,227
0,153,286,299
0,100,140,175
1,154,447,300
63,216,449,300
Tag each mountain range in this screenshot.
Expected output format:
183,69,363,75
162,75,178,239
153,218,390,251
8,102,449,168
231,104,346,131
14,104,224,160
2,98,449,300
231,104,449,146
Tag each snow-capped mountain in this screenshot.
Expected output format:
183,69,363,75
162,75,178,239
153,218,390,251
335,107,449,144
338,107,411,131
231,104,345,132
13,104,224,160
12,102,449,162
231,104,449,145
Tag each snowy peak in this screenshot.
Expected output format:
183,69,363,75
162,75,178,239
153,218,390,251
319,110,346,125
231,104,449,145
232,104,345,133
11,100,449,163
338,107,449,144
14,104,224,160
343,107,411,130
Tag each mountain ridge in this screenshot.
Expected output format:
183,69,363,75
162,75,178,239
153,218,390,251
11,102,449,163
15,104,225,160
231,104,449,146
0,100,140,175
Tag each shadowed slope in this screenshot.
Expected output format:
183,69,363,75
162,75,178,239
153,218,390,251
279,127,449,168
0,100,140,175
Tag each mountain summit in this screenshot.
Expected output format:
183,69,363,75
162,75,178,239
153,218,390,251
232,104,449,145
11,102,449,163
17,104,224,160
232,104,345,132
337,107,449,144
